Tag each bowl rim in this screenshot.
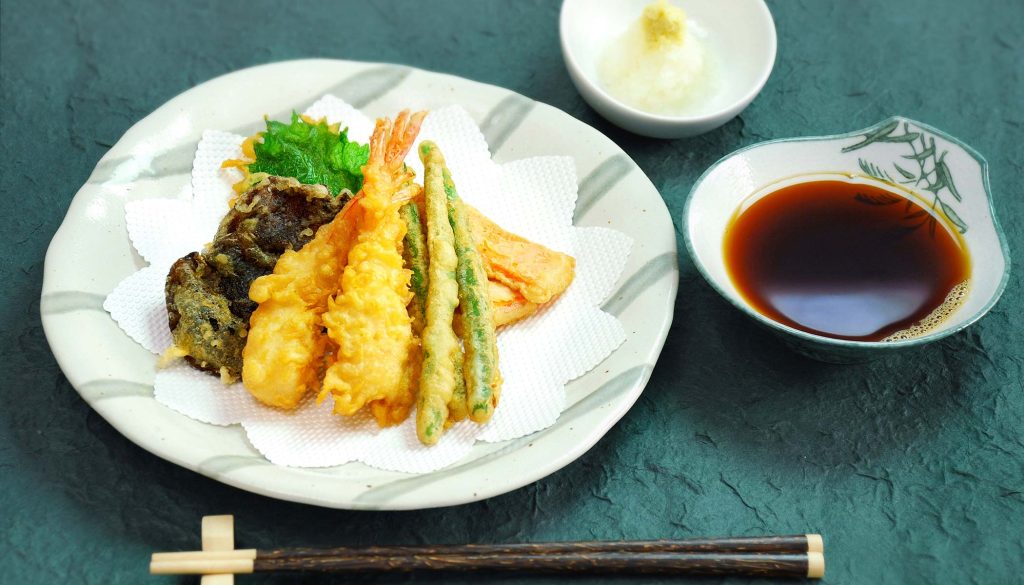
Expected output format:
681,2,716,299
558,0,778,124
682,115,1012,349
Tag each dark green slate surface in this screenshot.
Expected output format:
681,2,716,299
2,0,1021,583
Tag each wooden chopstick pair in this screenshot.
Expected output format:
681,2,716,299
150,516,825,580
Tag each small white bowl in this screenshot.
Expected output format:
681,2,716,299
560,0,777,139
684,117,1011,362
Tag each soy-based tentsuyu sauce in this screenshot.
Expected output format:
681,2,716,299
724,180,970,341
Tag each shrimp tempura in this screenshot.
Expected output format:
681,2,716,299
320,111,427,426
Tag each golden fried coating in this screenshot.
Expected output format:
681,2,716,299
415,142,465,444
465,205,576,323
166,177,346,379
319,111,427,427
404,194,577,328
488,280,541,327
238,110,574,440
241,201,358,409
446,181,502,424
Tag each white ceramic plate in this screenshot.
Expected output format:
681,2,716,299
41,59,678,510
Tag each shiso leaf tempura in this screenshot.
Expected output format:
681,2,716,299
223,113,369,196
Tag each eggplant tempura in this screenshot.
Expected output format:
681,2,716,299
164,176,347,379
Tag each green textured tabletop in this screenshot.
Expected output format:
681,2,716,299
2,1,1022,583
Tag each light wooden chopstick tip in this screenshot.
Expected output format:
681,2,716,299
149,556,255,575
807,551,826,579
151,549,257,563
806,533,824,554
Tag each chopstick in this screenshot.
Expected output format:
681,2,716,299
151,531,825,579
254,551,822,578
259,533,824,557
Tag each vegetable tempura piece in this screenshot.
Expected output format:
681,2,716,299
445,168,503,423
222,113,370,197
400,202,429,337
487,280,540,327
403,193,577,329
465,205,576,308
416,142,467,444
320,111,427,427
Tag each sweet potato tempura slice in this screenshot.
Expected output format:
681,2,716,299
487,281,540,327
465,204,576,316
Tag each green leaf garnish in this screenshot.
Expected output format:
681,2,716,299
248,113,369,196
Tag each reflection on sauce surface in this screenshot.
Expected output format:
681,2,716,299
724,180,970,341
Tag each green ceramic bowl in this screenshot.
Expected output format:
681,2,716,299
684,116,1011,362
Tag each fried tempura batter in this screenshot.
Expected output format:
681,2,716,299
465,205,576,325
241,200,359,409
238,111,573,435
319,111,427,426
487,280,540,327
166,177,346,378
404,195,577,328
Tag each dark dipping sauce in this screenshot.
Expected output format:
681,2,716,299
723,179,970,342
